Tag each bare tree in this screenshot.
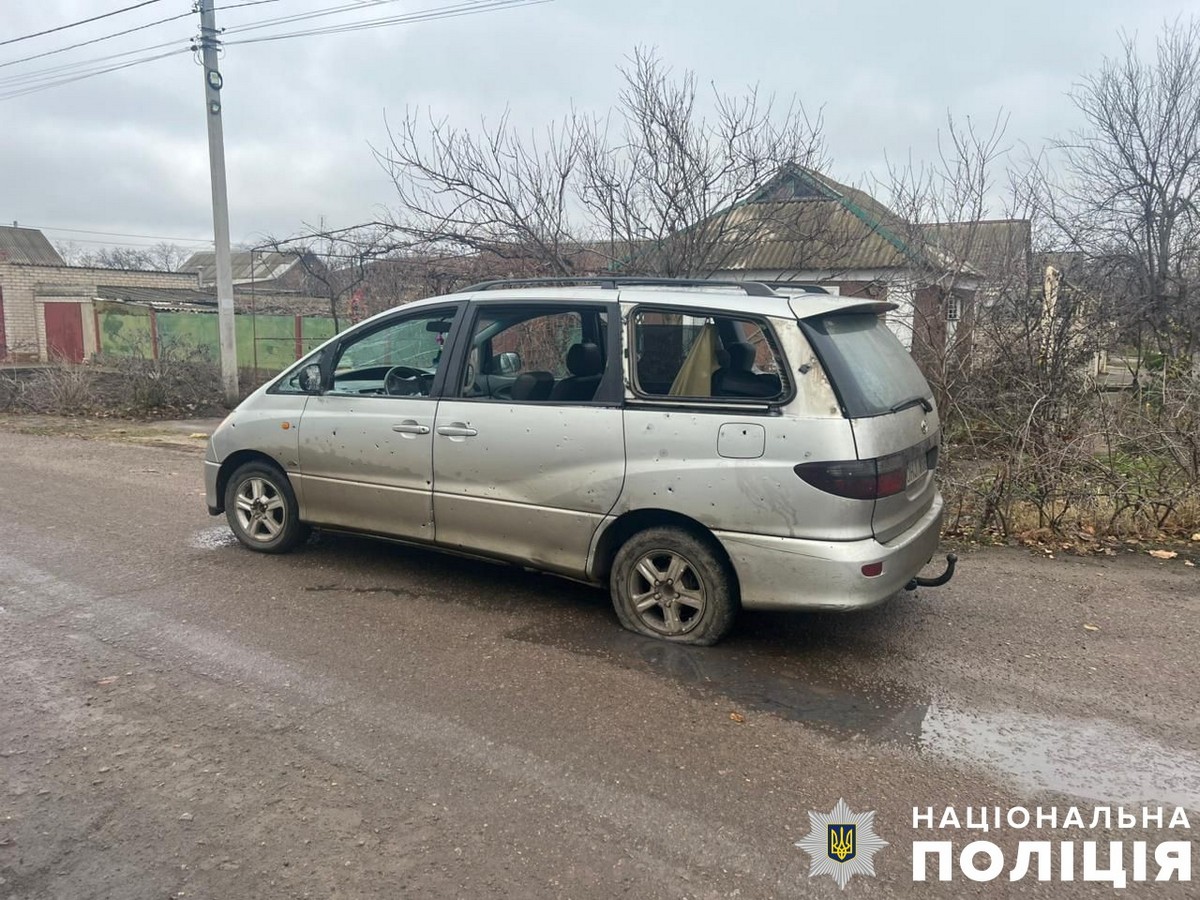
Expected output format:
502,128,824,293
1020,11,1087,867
259,223,403,330
1048,17,1200,367
380,47,825,277
54,241,192,271
381,108,581,273
576,48,826,276
880,113,1029,406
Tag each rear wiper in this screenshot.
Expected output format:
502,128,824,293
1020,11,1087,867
889,396,933,414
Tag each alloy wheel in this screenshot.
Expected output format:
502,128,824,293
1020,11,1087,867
233,476,286,543
626,549,707,636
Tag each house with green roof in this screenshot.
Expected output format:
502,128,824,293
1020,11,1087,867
612,165,1031,373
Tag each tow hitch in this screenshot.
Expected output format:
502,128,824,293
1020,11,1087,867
906,552,957,590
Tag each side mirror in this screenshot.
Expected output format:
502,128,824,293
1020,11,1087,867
298,363,323,393
497,351,522,376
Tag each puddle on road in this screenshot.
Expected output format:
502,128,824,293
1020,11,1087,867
922,705,1200,810
511,622,1200,808
190,526,238,550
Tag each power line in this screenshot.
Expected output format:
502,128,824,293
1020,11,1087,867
0,36,190,87
35,225,215,244
53,235,210,250
0,11,194,70
215,0,285,9
221,0,411,38
0,0,547,98
0,0,283,69
1,0,168,48
0,47,189,101
225,0,549,46
221,0,501,38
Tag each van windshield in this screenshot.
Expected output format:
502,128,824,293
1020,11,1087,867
801,314,933,418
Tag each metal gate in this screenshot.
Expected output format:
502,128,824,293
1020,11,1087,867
44,302,85,363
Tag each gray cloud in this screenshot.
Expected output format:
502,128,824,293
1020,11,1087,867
2,0,1196,251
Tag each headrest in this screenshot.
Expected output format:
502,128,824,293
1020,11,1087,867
725,341,757,371
511,370,553,401
566,342,603,377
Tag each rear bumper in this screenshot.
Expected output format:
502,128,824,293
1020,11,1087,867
715,492,944,611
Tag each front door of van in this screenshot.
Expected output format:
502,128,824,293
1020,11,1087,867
296,305,460,541
431,302,626,577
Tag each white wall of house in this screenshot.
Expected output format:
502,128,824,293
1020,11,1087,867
884,279,916,350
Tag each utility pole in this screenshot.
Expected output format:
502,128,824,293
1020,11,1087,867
197,0,239,404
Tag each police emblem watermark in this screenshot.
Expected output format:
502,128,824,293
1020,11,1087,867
797,798,888,889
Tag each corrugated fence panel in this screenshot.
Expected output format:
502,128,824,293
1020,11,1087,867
155,311,219,359
300,317,338,353
97,306,154,357
96,303,340,373
242,315,296,372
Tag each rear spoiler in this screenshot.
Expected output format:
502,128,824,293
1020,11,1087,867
787,298,897,320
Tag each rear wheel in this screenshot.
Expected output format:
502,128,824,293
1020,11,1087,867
610,526,737,645
224,462,308,553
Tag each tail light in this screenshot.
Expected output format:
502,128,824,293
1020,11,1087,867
794,454,909,500
796,438,939,500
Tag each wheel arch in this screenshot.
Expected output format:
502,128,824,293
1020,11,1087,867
588,508,740,596
214,450,291,514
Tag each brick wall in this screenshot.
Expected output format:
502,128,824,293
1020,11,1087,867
0,263,199,361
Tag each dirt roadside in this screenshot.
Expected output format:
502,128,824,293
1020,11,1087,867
0,413,223,453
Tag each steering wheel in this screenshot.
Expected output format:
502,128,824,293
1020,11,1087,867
384,366,428,396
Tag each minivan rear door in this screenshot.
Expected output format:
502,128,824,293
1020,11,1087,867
792,302,939,542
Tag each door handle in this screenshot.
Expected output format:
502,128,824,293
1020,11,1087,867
392,421,430,435
436,423,478,437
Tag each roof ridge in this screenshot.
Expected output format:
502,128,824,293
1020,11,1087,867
926,218,1029,227
788,167,918,261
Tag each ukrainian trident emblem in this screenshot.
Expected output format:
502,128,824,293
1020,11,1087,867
828,823,856,861
796,799,887,889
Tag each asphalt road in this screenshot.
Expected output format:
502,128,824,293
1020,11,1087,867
1,426,1197,899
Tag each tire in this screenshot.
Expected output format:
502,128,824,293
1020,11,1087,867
223,461,309,554
610,526,738,646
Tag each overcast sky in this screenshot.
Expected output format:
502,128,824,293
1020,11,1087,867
2,0,1196,256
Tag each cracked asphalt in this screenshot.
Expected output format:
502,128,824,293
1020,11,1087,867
0,426,1197,898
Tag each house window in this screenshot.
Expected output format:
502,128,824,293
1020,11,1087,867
945,294,961,322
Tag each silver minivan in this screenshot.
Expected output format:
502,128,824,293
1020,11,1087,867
204,278,954,644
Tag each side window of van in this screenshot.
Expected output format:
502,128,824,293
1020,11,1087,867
458,305,609,403
631,309,789,400
326,311,455,397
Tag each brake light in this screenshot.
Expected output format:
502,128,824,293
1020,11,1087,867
794,454,908,500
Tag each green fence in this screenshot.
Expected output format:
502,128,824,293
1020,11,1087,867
96,303,340,374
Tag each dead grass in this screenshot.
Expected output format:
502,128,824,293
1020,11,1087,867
0,355,226,419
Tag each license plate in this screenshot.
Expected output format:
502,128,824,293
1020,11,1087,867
906,454,927,486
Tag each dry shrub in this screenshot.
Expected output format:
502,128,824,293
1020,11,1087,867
943,372,1200,541
0,340,226,418
104,339,224,415
0,365,98,414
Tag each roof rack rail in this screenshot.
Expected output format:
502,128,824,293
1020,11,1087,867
460,276,787,297
768,283,833,294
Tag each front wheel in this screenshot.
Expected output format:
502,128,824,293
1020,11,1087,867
610,526,738,645
224,462,308,553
